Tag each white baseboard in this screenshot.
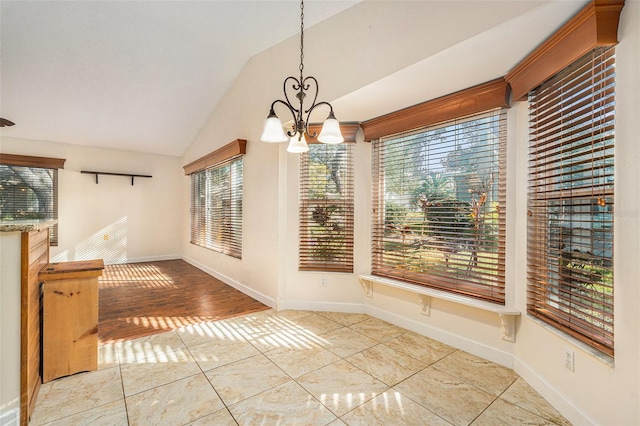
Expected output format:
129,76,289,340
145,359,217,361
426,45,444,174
113,254,182,265
365,304,516,368
278,299,364,313
275,298,513,368
182,256,276,308
513,358,594,425
0,408,19,426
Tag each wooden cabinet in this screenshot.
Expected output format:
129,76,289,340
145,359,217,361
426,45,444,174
39,260,104,383
20,228,51,423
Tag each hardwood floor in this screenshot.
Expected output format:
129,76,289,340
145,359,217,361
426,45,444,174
98,259,269,344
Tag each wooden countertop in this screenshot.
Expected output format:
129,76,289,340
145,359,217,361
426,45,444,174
39,259,105,281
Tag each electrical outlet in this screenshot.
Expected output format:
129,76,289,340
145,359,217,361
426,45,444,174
564,348,575,372
320,277,327,287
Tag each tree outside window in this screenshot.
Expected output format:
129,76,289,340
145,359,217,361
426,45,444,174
299,143,354,272
0,165,59,245
372,109,506,303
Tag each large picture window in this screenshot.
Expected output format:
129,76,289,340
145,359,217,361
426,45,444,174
372,108,507,303
299,143,354,272
186,141,245,259
527,47,615,356
0,154,65,245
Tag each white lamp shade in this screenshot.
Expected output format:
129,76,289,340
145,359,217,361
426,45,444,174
261,115,288,143
287,133,309,153
317,116,344,144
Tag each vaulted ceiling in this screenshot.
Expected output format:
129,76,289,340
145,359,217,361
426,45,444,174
0,1,587,157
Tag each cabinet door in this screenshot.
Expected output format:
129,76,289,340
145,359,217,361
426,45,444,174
42,278,98,383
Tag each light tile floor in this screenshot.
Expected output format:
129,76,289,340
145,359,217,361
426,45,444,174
30,310,571,425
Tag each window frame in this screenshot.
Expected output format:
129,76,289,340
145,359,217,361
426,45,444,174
184,140,246,259
526,47,615,357
370,108,507,304
299,142,354,273
0,153,65,246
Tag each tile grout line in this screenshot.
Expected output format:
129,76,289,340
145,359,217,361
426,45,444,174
176,326,239,426
116,348,131,426
34,310,569,426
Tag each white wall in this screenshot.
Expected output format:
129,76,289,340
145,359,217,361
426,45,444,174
0,137,183,264
181,2,639,425
0,233,22,421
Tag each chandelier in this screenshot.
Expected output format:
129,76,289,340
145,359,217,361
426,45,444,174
260,0,344,153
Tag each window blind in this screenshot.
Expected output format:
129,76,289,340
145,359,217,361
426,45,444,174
527,47,615,356
0,154,63,246
372,109,507,303
190,157,243,258
299,143,354,272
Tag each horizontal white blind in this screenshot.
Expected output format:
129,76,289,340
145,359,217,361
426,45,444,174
372,109,506,303
527,47,615,356
0,165,59,245
299,143,354,272
190,157,243,258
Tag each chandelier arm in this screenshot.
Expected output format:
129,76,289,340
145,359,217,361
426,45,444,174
283,76,302,116
269,99,299,137
304,100,334,137
302,76,319,114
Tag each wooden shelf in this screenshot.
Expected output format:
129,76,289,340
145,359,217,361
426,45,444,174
81,170,152,185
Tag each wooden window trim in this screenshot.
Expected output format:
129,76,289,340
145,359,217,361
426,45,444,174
361,78,510,141
506,0,624,101
183,139,246,175
0,153,66,169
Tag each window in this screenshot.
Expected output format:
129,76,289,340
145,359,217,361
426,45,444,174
299,143,354,272
186,140,245,259
371,108,507,303
0,154,65,245
527,47,615,356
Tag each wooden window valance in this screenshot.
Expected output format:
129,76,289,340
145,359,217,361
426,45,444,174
0,153,66,169
360,78,510,141
183,139,246,175
506,0,624,101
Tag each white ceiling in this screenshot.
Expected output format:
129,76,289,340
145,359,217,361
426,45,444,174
0,0,358,156
0,0,588,157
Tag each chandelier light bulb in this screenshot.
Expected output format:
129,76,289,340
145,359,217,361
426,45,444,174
260,110,288,143
317,111,344,144
287,133,310,153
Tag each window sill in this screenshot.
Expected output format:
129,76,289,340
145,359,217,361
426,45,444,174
358,274,520,342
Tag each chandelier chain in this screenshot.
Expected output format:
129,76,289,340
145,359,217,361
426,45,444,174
299,0,304,81
260,0,342,149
